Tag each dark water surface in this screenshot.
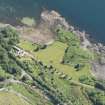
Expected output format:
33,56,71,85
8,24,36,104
0,0,105,43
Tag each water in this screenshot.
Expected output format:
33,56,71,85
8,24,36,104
0,0,105,43
0,0,43,24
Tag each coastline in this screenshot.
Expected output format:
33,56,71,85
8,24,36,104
0,10,105,54
28,10,105,80
0,10,105,80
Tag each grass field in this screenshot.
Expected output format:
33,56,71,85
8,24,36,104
18,39,38,52
17,38,95,105
34,41,67,64
21,17,36,26
18,40,92,81
34,42,91,80
7,83,53,105
0,91,31,105
21,59,92,105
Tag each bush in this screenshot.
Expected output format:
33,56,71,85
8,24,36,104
57,28,93,66
79,75,95,86
95,81,105,90
86,89,105,105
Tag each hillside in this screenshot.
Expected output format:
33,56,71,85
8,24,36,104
0,10,105,105
0,91,31,105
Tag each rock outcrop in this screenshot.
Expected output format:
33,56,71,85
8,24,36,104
40,10,92,49
41,10,70,30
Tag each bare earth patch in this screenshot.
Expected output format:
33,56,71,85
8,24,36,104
16,10,71,44
17,26,54,44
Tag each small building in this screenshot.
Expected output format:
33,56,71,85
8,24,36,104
13,46,26,57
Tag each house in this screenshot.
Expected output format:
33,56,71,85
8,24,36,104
13,46,26,57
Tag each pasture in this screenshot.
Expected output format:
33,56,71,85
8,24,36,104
18,40,92,80
0,91,30,105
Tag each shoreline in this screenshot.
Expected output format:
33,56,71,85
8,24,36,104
28,10,105,80
0,10,105,80
0,10,104,51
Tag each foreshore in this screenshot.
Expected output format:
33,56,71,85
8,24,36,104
0,10,105,80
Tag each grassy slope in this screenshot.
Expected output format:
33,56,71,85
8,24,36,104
17,30,95,105
18,39,38,52
21,17,36,26
7,83,53,105
0,91,31,105
18,40,92,81
0,26,96,105
18,58,92,105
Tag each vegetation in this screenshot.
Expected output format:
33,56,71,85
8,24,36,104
0,26,21,77
0,91,31,105
56,29,94,66
18,39,38,52
79,75,96,86
21,17,36,27
0,25,105,105
86,88,105,105
7,83,53,105
18,59,91,105
19,40,92,80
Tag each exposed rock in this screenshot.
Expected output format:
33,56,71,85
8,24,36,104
92,42,105,55
40,10,93,50
92,60,105,80
41,10,70,30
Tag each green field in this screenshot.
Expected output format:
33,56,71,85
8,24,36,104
7,83,53,105
34,42,91,80
18,39,38,52
12,29,95,104
18,58,92,105
0,91,31,105
0,23,104,105
18,40,92,80
21,17,36,26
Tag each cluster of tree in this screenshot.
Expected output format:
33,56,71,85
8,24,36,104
0,26,21,77
79,75,95,86
19,59,69,105
0,26,19,50
86,89,105,105
34,44,47,52
95,80,105,90
56,28,93,68
21,59,86,105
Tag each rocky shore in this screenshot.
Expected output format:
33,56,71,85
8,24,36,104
41,10,92,48
40,10,105,80
0,10,105,80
